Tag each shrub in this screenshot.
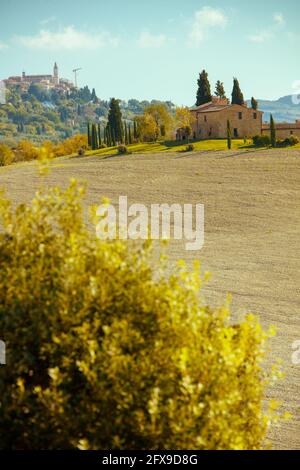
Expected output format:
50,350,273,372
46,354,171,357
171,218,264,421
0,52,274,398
286,135,299,146
252,135,271,147
0,181,285,450
185,144,194,152
77,147,85,156
276,136,299,148
0,144,13,166
117,144,128,154
14,140,40,162
99,143,107,149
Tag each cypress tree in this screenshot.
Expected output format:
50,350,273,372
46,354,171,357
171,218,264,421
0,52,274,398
128,124,132,145
111,127,116,147
124,122,128,145
87,123,91,147
108,98,124,144
227,120,232,150
133,120,138,141
231,78,244,105
196,70,212,106
91,124,98,150
215,80,226,99
98,124,102,146
270,114,276,147
106,124,112,147
251,97,258,110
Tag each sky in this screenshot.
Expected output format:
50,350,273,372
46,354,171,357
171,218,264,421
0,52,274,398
0,0,299,104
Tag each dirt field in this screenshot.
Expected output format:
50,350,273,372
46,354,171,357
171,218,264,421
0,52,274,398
0,147,299,449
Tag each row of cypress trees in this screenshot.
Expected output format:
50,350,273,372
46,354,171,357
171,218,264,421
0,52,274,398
196,70,258,110
87,120,139,150
87,97,139,150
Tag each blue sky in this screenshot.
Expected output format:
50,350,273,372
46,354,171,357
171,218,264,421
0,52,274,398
0,0,299,104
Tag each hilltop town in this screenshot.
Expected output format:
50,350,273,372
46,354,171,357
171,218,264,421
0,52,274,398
4,63,74,92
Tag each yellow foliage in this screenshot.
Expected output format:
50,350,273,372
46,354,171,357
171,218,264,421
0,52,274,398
0,144,14,166
0,180,286,449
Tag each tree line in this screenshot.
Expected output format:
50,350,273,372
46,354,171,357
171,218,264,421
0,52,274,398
196,69,258,110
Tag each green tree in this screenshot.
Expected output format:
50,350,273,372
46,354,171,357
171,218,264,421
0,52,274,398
227,120,232,150
91,88,98,104
270,114,276,148
133,120,138,141
215,81,226,99
128,124,132,144
98,124,102,146
196,70,212,106
91,124,98,150
231,78,244,105
124,122,128,145
87,123,91,147
108,98,124,144
251,97,258,110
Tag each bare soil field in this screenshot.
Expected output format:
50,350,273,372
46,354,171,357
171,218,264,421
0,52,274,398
0,147,299,449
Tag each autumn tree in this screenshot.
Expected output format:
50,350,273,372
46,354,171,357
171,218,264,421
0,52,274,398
144,104,173,141
135,114,157,142
176,107,196,143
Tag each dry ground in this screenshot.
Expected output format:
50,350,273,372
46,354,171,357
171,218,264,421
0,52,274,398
0,147,299,449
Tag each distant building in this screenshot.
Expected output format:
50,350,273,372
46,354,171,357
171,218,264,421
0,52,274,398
262,120,300,140
4,63,74,92
177,97,263,140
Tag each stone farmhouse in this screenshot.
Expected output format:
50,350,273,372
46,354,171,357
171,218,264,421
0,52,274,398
177,96,263,140
177,95,300,141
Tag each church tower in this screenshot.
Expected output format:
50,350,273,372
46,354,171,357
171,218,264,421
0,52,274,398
53,62,59,85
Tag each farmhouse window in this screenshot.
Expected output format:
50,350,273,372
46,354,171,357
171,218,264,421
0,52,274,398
234,128,238,137
253,112,257,119
204,115,207,122
238,112,242,120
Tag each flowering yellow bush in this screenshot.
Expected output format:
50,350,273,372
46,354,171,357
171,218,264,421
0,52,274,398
0,181,284,449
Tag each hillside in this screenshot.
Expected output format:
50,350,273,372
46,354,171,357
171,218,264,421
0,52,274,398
247,95,300,123
0,83,175,145
1,81,298,146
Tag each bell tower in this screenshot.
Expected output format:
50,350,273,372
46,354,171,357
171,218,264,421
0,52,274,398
53,62,59,85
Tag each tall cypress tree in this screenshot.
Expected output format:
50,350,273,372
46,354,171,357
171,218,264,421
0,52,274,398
196,70,212,106
98,124,102,146
133,120,138,141
270,114,276,147
231,78,244,105
227,120,232,150
91,124,98,150
251,97,258,110
128,124,132,145
108,98,124,144
124,122,128,145
87,123,91,147
215,80,226,99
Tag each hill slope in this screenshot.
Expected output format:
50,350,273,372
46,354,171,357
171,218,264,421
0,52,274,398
247,95,300,123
